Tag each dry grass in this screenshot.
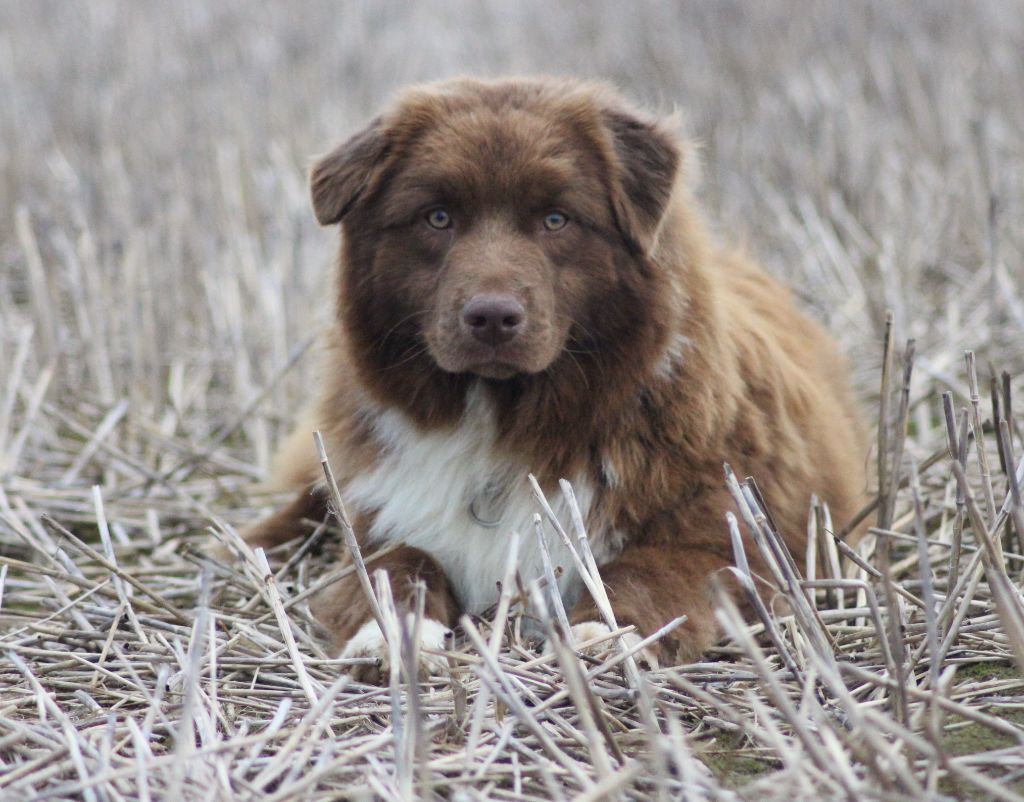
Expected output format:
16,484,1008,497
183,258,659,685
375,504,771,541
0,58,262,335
2,1,1024,799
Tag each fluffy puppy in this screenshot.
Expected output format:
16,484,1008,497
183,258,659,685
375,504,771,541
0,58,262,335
241,77,867,677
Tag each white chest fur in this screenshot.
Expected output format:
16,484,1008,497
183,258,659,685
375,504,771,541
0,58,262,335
344,387,610,614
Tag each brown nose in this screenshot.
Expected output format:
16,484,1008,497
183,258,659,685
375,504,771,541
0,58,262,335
461,294,525,345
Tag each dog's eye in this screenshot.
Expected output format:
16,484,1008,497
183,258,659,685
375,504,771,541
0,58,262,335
542,211,568,231
425,208,452,229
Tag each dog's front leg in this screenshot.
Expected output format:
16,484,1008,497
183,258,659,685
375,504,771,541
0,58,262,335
237,487,329,552
566,546,736,667
313,545,460,684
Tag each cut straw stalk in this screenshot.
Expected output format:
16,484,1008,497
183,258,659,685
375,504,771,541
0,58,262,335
313,430,387,636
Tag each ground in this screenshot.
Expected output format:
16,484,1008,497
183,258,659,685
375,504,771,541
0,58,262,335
2,1,1024,800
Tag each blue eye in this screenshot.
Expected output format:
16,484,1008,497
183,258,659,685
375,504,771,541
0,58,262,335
425,208,452,229
543,211,568,231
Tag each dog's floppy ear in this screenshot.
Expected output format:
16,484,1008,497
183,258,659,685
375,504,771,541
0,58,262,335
310,117,389,225
601,108,681,254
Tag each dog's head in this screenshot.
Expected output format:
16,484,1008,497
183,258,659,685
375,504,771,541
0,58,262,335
312,78,682,391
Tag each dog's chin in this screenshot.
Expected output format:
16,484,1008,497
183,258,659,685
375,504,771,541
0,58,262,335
468,361,520,380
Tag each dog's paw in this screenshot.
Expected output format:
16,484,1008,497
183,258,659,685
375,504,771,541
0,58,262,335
340,618,451,685
208,537,235,564
548,621,660,671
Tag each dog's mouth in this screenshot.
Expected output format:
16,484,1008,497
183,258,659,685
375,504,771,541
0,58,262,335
431,342,550,379
459,343,532,378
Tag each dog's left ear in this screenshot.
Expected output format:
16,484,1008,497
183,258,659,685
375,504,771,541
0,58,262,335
601,109,681,254
310,117,390,226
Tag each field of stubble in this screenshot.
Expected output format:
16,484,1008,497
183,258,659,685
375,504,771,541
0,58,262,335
2,2,1024,800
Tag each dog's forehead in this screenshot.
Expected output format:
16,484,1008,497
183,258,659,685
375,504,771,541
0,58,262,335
393,92,608,200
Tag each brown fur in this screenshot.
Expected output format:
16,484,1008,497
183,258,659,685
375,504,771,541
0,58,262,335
241,77,867,665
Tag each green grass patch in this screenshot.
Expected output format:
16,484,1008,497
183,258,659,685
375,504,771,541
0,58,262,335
698,729,777,787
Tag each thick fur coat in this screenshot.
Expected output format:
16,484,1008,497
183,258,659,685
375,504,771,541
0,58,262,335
241,77,867,677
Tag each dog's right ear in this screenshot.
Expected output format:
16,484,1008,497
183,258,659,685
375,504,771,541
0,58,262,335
310,117,389,226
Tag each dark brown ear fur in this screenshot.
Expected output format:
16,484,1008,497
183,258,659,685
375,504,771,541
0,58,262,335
601,108,681,253
310,117,388,225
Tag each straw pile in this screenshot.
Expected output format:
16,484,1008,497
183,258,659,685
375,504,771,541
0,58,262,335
2,1,1023,799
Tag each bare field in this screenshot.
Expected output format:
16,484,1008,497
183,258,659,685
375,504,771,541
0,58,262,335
2,2,1024,800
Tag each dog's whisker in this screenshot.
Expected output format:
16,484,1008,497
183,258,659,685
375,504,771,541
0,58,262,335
381,342,430,372
377,310,430,353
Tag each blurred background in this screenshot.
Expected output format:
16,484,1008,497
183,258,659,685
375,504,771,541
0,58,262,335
1,0,1022,488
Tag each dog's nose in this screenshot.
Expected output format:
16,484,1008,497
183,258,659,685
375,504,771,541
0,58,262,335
461,294,525,345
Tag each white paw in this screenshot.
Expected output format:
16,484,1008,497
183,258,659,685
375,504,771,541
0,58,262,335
569,621,619,648
340,618,450,684
548,621,660,670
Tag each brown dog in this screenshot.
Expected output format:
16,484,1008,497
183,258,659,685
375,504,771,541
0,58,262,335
241,77,867,678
